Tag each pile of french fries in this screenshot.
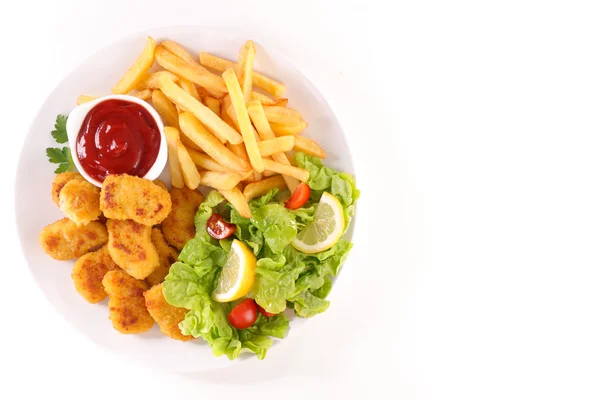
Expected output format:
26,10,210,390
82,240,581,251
77,37,326,218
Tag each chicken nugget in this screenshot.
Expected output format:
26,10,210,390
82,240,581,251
153,179,168,191
146,228,179,286
59,179,102,225
71,245,119,303
161,187,204,250
144,283,192,341
106,219,159,279
52,171,85,206
100,174,172,226
40,218,108,260
102,269,154,334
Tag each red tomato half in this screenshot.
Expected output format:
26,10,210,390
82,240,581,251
228,299,258,329
285,183,311,210
257,304,277,317
207,213,236,239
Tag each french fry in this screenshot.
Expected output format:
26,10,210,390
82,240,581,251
286,152,296,165
178,112,249,172
131,89,153,100
244,172,263,183
250,91,275,105
196,85,225,100
271,120,308,136
262,158,309,182
237,40,256,102
262,106,303,126
180,133,203,152
152,89,180,129
198,171,243,190
205,97,220,116
243,176,287,201
219,187,251,218
220,95,235,127
246,100,277,140
225,103,262,143
258,136,295,156
199,52,286,97
77,95,97,105
227,142,249,161
160,40,197,65
273,98,288,107
158,75,242,144
113,37,157,94
177,140,201,189
225,103,240,129
164,127,184,188
226,142,261,181
137,71,179,90
155,46,227,94
222,68,264,173
187,148,234,172
293,135,326,158
246,100,299,191
179,78,201,102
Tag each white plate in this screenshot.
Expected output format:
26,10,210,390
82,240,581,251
15,26,355,372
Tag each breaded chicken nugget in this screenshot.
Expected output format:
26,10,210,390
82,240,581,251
40,218,108,260
161,187,204,250
153,179,168,191
106,219,159,279
52,171,85,206
59,179,102,225
144,283,192,341
100,174,172,226
146,228,179,286
102,269,154,334
71,245,119,303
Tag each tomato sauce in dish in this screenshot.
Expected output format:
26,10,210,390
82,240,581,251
76,99,161,183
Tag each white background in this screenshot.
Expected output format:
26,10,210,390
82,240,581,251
2,1,600,399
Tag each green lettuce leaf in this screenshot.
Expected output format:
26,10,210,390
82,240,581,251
251,204,297,253
291,290,331,318
230,189,297,254
295,152,360,228
164,192,289,360
194,190,225,234
253,240,353,316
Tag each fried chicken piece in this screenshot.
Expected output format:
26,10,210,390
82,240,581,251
71,245,119,303
40,218,108,260
102,269,154,334
144,283,192,341
100,174,172,226
59,179,102,225
153,179,168,191
146,228,179,286
106,219,159,280
161,187,204,250
52,172,85,206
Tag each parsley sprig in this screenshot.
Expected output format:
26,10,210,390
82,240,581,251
46,114,75,173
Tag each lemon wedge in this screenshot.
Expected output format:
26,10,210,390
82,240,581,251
212,239,256,302
292,192,345,254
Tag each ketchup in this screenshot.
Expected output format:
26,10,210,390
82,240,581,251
76,100,161,182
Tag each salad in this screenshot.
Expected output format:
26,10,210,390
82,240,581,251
162,153,359,359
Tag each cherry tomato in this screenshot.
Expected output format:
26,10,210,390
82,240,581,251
285,183,311,210
257,304,277,317
207,213,236,239
228,298,258,329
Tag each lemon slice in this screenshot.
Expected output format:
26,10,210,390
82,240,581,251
212,239,256,302
292,192,345,254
